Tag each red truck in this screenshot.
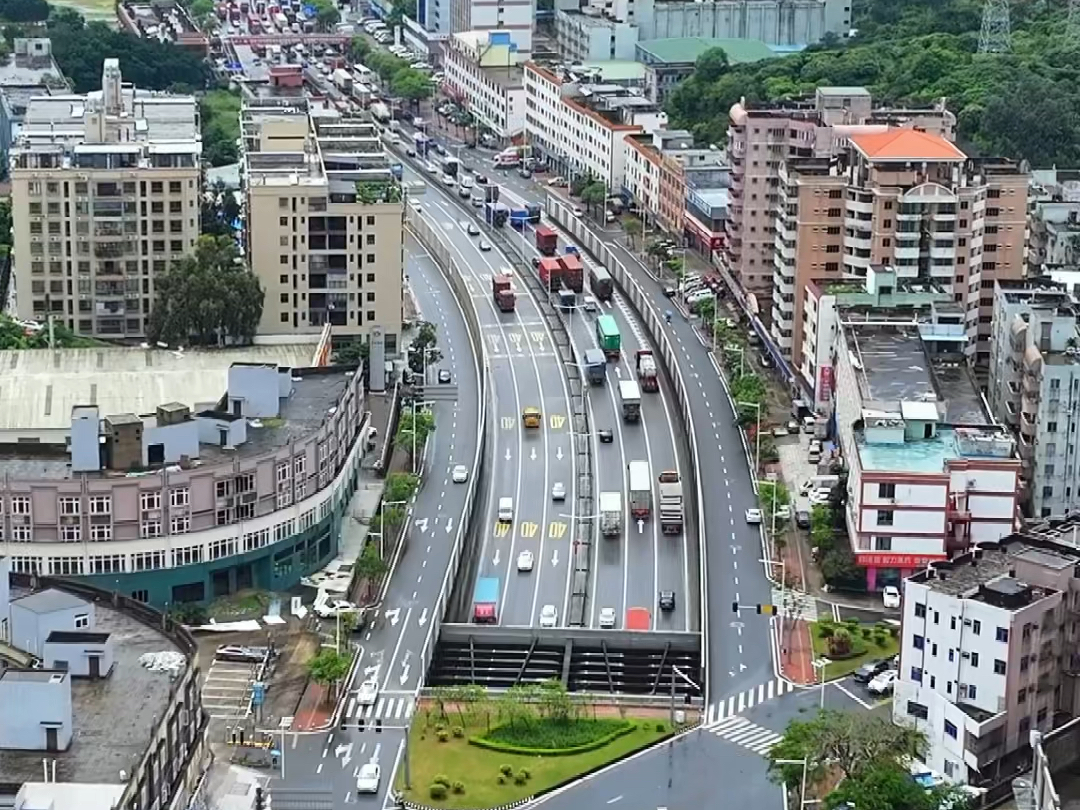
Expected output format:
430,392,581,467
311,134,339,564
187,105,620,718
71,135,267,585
626,607,650,631
535,226,558,256
558,253,584,293
538,257,563,291
636,349,658,392
492,273,515,312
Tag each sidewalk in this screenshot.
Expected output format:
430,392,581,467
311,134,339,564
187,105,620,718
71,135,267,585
778,618,816,685
292,682,334,731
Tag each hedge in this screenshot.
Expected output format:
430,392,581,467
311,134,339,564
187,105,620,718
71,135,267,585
468,721,636,757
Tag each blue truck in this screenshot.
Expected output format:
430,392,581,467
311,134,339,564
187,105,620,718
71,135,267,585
509,207,529,230
472,577,499,623
584,348,606,385
390,163,403,180
484,202,509,227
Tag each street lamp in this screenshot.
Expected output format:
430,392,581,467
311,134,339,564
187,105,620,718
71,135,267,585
669,664,700,728
407,344,439,385
774,758,814,809
719,339,746,376
369,499,410,561
812,658,830,710
736,399,762,479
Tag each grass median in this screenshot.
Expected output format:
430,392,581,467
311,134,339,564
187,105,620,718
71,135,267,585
810,620,899,680
395,711,674,808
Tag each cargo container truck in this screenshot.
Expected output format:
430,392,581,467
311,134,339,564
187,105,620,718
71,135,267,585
484,202,509,227
535,226,558,255
492,274,515,312
595,314,621,358
636,349,658,392
628,460,652,517
558,253,583,293
584,348,606,384
472,577,499,623
658,470,684,535
599,491,623,537
618,379,641,422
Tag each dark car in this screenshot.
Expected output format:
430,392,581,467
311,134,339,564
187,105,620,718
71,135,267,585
853,658,892,684
662,285,677,298
475,175,489,185
658,591,676,612
795,510,811,529
598,429,614,443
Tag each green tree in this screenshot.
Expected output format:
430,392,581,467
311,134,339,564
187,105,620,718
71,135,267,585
333,338,369,366
147,235,264,346
311,0,340,29
308,648,351,701
580,181,607,217
355,541,388,598
536,679,573,722
384,0,417,26
693,46,730,83
201,89,242,167
824,762,967,810
408,321,443,374
392,68,433,111
200,178,241,237
349,36,371,64
395,408,436,464
758,480,789,513
188,0,214,25
385,471,420,502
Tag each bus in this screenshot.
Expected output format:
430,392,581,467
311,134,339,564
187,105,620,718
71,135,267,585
589,265,613,302
440,154,460,179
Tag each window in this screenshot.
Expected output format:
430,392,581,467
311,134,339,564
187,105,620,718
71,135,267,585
911,667,923,682
10,525,31,542
170,487,190,508
875,536,892,551
906,701,929,720
944,719,957,739
60,524,81,542
972,619,981,635
913,634,925,650
1037,706,1048,724
970,652,980,667
993,659,1006,675
140,490,161,511
915,603,926,618
996,627,1009,643
89,495,111,515
59,496,81,516
141,520,162,539
277,461,292,483
90,524,112,541
74,613,90,629
1018,687,1027,702
968,685,978,700
170,514,190,534
949,648,955,662
876,510,894,526
878,483,896,499
10,496,30,515
132,551,165,572
215,479,233,499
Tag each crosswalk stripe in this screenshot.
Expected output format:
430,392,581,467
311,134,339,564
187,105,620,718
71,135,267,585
736,691,746,712
705,678,797,731
374,698,385,718
347,698,355,719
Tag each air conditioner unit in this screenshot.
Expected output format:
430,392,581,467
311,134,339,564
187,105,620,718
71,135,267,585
961,651,971,659
963,618,972,626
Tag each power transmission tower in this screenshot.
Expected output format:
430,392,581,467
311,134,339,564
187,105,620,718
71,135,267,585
978,0,1012,53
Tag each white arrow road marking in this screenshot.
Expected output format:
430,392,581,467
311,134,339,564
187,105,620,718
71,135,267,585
552,549,559,566
335,742,352,760
371,743,382,764
740,663,748,671
615,366,622,377
445,517,454,533
530,446,537,460
637,519,644,534
505,447,512,461
415,517,429,534
384,608,401,626
363,664,380,678
418,608,428,627
399,664,411,685
556,446,563,460
493,548,501,567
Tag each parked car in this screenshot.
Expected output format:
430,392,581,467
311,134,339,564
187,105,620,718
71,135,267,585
795,510,812,529
882,585,902,609
745,508,762,524
853,658,892,684
215,645,269,664
868,670,898,695
314,599,358,619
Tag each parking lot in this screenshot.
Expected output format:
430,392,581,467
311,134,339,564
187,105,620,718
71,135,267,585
201,654,261,720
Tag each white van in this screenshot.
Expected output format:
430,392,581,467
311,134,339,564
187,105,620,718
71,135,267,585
498,497,514,523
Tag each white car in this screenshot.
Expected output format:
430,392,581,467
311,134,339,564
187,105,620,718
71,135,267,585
539,604,558,628
773,504,791,520
572,207,584,217
551,482,566,501
868,670,898,695
517,550,534,572
314,599,358,618
583,295,598,312
356,762,381,793
598,607,616,629
809,489,832,504
408,198,423,213
882,585,901,609
479,240,492,251
452,464,469,483
745,508,762,524
357,679,379,706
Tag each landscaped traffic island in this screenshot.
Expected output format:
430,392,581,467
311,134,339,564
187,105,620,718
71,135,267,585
396,683,676,809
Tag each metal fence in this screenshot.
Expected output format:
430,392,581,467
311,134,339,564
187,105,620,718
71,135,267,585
542,198,711,692
406,212,491,676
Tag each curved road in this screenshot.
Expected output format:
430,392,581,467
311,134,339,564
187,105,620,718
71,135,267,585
407,176,578,629
493,186,694,634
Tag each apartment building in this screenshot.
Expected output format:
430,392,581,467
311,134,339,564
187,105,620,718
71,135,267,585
9,59,200,339
830,319,1020,591
723,88,955,319
451,0,535,54
523,60,664,190
894,522,1080,786
987,279,1080,520
1027,169,1080,274
636,37,777,105
800,266,955,410
771,127,1028,373
242,98,404,350
442,31,525,139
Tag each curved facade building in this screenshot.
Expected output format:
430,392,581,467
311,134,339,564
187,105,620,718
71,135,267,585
0,350,370,608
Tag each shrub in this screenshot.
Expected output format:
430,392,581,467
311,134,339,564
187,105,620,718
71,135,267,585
433,774,451,788
437,730,450,742
429,784,448,799
452,781,465,794
480,717,627,750
497,775,506,785
515,769,529,785
828,628,852,657
890,625,900,638
470,722,636,757
873,632,888,647
818,624,835,638
861,626,872,639
452,725,465,738
656,722,666,732
520,768,531,779
500,764,513,776
435,724,447,734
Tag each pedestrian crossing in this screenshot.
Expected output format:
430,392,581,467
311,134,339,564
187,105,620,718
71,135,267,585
770,587,819,622
706,716,785,757
344,694,415,724
703,677,795,726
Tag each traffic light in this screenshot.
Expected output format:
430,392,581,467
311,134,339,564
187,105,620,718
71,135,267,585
375,719,382,734
756,604,777,615
340,716,348,731
732,601,739,614
358,718,366,732
254,787,265,810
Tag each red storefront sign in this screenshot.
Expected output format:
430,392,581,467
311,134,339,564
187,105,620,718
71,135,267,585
856,553,946,568
818,365,833,401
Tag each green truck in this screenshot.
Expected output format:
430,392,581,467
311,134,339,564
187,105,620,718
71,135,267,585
596,314,621,359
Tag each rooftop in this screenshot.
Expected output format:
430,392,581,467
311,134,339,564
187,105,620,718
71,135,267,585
845,326,987,425
0,595,181,785
10,588,89,615
636,37,779,66
857,426,1013,473
849,128,966,163
0,40,64,88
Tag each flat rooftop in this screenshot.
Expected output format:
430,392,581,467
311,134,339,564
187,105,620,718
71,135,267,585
18,88,199,147
857,426,1012,473
0,344,318,433
846,327,987,425
636,37,779,66
0,595,181,785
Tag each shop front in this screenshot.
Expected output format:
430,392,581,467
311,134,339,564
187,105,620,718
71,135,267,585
857,552,948,591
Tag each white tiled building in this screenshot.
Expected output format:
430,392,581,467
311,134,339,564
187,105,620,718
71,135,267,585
523,61,665,190
442,31,525,139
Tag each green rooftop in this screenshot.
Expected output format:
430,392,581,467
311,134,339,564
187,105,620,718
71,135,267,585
636,37,780,66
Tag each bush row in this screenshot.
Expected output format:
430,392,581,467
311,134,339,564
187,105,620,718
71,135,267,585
469,721,635,757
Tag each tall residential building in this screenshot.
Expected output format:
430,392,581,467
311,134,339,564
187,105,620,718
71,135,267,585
1027,169,1080,274
772,128,1029,376
722,88,955,323
894,523,1080,786
451,0,535,55
9,59,200,338
987,279,1080,519
241,98,405,352
442,31,525,140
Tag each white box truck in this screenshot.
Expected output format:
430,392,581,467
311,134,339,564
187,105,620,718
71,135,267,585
599,491,623,537
627,460,651,518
